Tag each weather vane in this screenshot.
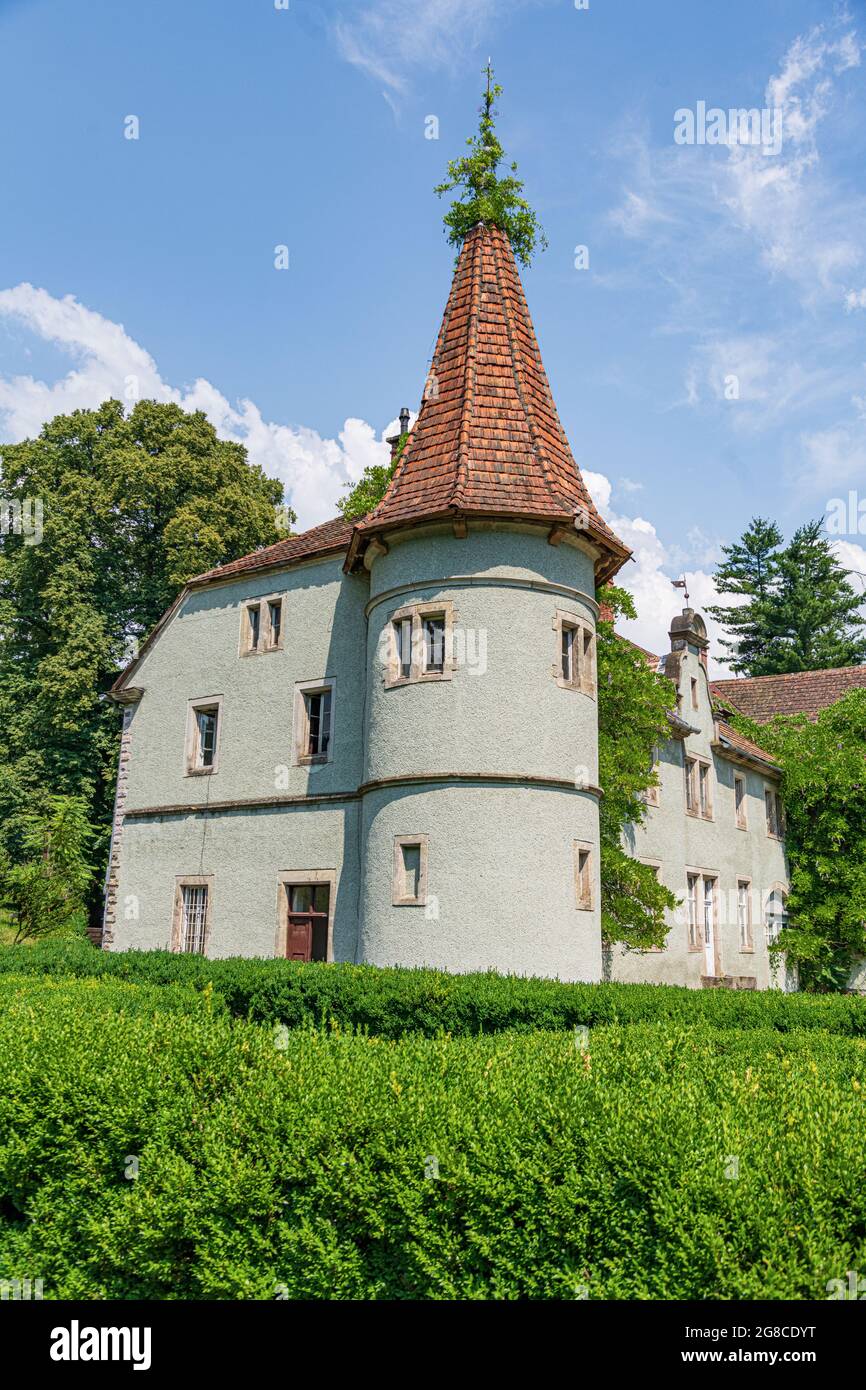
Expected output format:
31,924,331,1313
671,575,690,605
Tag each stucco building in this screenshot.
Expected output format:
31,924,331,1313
104,222,863,988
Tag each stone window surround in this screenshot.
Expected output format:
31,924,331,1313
171,874,214,954
734,773,748,830
184,695,224,777
737,875,754,953
573,839,594,911
292,678,336,767
639,857,664,949
553,608,596,697
383,600,456,688
685,867,718,952
239,592,285,657
684,753,714,820
392,834,429,906
274,868,337,960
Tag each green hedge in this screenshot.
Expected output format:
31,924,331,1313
2,937,866,1038
1,975,864,1299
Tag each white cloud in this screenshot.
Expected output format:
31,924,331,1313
586,465,865,675
334,0,547,95
608,189,674,238
608,20,864,308
845,288,866,311
0,284,393,530
584,467,732,674
798,421,866,493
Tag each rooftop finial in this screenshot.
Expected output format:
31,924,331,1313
434,66,547,267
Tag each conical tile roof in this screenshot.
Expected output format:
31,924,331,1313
349,222,630,582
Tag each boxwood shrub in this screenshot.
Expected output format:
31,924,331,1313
1,975,865,1299
1,937,866,1038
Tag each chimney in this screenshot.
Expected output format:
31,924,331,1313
385,406,411,461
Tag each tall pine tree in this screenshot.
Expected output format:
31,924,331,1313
706,517,782,674
762,520,866,673
709,517,865,675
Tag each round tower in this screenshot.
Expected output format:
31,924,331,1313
345,224,631,982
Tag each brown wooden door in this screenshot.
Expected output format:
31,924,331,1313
286,915,312,961
285,884,330,962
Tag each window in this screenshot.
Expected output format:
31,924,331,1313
698,762,712,818
384,602,454,687
765,888,788,943
247,604,261,651
395,615,413,679
685,755,712,818
734,774,747,829
293,679,335,765
561,622,577,684
186,697,222,775
392,836,429,906
268,599,282,648
241,594,284,654
554,611,596,696
687,873,700,949
423,615,446,674
765,786,784,838
640,861,664,949
305,689,331,757
172,876,212,954
691,677,699,710
703,876,714,949
644,747,661,807
686,761,700,811
574,841,594,911
737,879,753,951
686,871,718,959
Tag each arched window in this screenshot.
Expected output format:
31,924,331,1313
764,888,788,943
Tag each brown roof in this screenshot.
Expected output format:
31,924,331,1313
714,720,780,770
711,667,866,723
350,223,630,582
188,515,355,586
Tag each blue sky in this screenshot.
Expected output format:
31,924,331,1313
1,0,864,663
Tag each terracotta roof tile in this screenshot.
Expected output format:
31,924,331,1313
711,667,866,723
352,223,630,581
715,720,780,769
188,515,355,585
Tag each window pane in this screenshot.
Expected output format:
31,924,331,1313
320,688,331,754
424,618,445,673
181,884,208,953
395,617,412,678
248,605,261,649
289,884,312,912
401,843,421,899
268,601,282,645
687,874,698,945
703,879,714,942
313,884,329,913
561,625,575,683
197,708,217,767
305,690,331,756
